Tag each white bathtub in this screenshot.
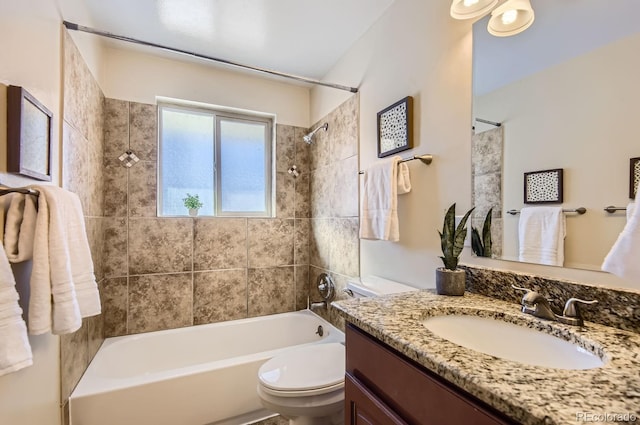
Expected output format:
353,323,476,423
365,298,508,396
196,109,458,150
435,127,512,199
69,310,344,425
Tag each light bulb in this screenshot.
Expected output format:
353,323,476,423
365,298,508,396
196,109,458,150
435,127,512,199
501,9,518,25
463,0,480,6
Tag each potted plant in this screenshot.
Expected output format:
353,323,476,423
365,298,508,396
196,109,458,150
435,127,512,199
183,193,203,217
471,207,493,258
437,203,474,296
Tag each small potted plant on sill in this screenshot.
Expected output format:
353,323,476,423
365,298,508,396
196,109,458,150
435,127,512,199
437,203,474,296
183,193,203,217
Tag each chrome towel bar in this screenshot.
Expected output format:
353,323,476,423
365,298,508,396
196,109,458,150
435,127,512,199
507,207,586,215
359,154,433,174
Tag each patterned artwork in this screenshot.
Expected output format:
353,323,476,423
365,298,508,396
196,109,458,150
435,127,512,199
631,157,640,199
377,96,413,158
524,168,563,204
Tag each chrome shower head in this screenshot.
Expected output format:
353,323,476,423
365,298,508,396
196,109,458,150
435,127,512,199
302,123,328,144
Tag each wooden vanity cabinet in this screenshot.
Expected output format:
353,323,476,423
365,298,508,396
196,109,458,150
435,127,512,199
345,324,517,425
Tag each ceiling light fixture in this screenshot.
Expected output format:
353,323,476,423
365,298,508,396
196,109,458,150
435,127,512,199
450,0,535,37
450,0,499,20
487,0,535,37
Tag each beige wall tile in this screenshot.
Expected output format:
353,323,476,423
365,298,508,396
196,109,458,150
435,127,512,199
128,273,192,333
276,171,295,218
100,277,128,337
331,155,359,218
248,267,295,317
294,172,311,218
295,265,309,310
329,94,359,163
330,218,359,277
129,102,157,161
129,218,192,275
310,166,331,218
294,219,310,265
104,98,129,159
128,161,157,217
103,217,128,278
84,217,104,281
309,219,331,269
193,269,247,324
248,219,294,268
193,218,247,270
103,159,128,217
60,321,88,400
275,124,295,172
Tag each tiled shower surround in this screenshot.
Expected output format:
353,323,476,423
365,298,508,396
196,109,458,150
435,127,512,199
58,29,359,421
100,94,360,336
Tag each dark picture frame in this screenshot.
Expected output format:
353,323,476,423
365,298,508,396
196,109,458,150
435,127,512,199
524,168,563,204
377,96,413,158
7,85,53,181
631,157,640,199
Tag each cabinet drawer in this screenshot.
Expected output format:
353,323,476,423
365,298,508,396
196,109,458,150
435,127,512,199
346,324,515,425
346,373,408,425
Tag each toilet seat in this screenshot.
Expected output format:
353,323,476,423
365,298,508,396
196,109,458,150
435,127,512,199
258,343,345,397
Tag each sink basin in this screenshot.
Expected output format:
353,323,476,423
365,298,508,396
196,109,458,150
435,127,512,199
422,315,605,370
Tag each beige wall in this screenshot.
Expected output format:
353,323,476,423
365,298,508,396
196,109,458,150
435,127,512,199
475,33,640,272
0,1,62,424
101,46,310,127
311,0,473,288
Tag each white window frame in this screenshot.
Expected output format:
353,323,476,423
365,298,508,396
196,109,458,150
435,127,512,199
158,102,273,217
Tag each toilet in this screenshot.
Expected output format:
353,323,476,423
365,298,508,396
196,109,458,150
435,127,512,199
256,276,418,425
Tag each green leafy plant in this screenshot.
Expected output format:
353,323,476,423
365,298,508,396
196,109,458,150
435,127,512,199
183,193,203,210
439,203,474,271
471,208,493,258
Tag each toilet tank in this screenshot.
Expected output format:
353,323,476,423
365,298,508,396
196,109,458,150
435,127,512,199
346,276,419,298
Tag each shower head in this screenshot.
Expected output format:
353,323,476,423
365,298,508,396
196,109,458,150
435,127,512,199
302,123,328,144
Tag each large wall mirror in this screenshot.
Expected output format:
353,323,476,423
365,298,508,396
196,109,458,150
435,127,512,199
471,0,640,271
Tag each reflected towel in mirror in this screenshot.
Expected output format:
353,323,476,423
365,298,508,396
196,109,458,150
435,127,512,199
518,207,566,266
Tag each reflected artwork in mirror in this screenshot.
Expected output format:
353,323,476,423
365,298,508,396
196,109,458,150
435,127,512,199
471,0,640,271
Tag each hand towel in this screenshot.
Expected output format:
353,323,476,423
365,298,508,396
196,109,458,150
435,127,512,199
0,243,33,376
397,162,412,195
3,194,37,263
29,186,101,335
627,201,636,221
602,200,640,283
360,156,405,241
518,207,566,266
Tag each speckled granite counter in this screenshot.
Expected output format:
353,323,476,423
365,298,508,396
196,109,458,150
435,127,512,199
332,291,640,425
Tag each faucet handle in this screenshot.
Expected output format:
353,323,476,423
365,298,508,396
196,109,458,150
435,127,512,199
562,298,598,318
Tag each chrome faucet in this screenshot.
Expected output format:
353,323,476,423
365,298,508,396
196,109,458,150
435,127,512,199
520,290,557,320
511,285,597,326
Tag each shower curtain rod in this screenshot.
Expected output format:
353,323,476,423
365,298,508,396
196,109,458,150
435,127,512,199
63,21,359,94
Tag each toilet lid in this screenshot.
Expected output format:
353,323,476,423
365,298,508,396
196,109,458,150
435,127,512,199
258,343,345,392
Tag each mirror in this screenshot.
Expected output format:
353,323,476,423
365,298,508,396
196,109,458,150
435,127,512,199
471,0,640,271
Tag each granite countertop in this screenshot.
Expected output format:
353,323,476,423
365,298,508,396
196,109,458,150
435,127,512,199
332,290,640,425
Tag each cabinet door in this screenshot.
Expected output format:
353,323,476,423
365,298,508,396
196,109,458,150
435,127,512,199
345,373,408,425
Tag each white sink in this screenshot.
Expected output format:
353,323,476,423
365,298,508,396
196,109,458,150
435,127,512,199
422,315,605,370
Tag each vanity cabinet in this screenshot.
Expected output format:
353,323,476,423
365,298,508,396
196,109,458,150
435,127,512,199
345,324,516,425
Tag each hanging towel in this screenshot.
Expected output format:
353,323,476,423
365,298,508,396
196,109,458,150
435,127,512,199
3,193,37,263
397,161,412,195
518,207,566,266
627,201,636,221
602,201,640,283
0,243,33,376
28,186,101,335
360,156,409,242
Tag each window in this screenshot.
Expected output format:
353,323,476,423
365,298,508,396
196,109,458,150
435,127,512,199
158,103,273,217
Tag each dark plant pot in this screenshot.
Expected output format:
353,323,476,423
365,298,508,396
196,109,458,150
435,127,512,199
435,267,466,296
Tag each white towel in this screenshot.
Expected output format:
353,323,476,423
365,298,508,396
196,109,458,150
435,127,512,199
29,186,101,335
602,201,640,283
627,201,636,221
360,156,409,242
518,207,566,266
0,243,33,376
3,194,37,263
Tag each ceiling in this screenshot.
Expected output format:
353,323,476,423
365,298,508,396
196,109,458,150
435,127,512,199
58,0,395,83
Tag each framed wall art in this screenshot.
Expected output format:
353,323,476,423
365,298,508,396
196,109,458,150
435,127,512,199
377,96,413,158
7,85,53,181
631,157,640,199
524,168,563,204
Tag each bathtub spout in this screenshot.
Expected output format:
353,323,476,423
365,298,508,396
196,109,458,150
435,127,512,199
310,301,328,310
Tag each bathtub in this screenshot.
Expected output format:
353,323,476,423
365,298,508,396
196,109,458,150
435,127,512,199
69,310,344,425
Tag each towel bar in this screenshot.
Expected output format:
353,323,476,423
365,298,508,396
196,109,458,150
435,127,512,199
604,206,628,213
0,187,40,197
507,207,586,215
359,154,433,174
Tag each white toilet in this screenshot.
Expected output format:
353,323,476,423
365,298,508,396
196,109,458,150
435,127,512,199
256,276,418,425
